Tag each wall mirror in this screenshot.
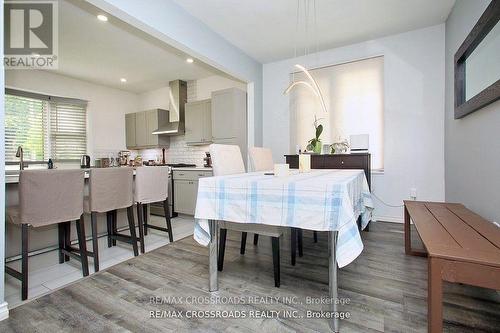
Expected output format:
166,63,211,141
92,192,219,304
455,1,500,119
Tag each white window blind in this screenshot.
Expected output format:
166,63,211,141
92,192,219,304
5,94,48,162
49,100,87,160
5,89,87,162
290,56,384,170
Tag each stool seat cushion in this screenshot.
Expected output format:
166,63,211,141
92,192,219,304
218,221,283,238
6,205,21,225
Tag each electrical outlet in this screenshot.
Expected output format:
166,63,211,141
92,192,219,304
410,188,417,200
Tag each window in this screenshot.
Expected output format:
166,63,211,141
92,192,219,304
5,89,87,162
290,56,384,170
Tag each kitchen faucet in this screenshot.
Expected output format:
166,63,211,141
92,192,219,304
16,145,25,170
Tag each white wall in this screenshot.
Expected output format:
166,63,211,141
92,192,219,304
138,86,170,110
445,0,500,222
5,70,140,160
195,76,247,100
263,25,446,222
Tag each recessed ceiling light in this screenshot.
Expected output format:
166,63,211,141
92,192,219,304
186,58,194,63
97,14,108,22
120,78,127,83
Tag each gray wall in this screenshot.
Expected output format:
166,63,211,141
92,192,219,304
445,0,500,222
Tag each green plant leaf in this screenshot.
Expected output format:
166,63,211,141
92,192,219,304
316,124,323,139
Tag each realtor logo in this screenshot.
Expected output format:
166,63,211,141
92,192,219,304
4,1,58,69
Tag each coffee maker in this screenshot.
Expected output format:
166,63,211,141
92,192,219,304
118,150,130,166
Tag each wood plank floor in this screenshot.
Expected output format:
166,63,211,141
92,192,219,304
1,222,499,332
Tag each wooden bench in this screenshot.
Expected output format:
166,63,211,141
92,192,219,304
404,201,500,332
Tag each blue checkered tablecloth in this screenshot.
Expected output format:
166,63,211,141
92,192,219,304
194,169,374,268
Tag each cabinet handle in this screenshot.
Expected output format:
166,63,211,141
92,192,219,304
178,173,185,176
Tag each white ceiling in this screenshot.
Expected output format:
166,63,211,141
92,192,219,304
172,0,456,63
55,0,226,93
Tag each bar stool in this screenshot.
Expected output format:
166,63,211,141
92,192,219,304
84,167,138,273
134,166,172,254
5,169,89,300
211,144,284,287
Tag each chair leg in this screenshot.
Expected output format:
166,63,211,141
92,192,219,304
163,200,174,243
298,229,303,257
106,211,113,248
90,212,99,273
112,210,117,246
271,237,280,288
218,228,227,271
76,216,89,277
127,206,139,257
240,232,247,255
58,223,65,264
253,234,259,245
291,228,297,266
64,222,71,262
21,224,29,300
136,203,146,254
143,203,148,236
313,231,318,243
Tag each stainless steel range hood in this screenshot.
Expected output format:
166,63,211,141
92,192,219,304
152,80,187,135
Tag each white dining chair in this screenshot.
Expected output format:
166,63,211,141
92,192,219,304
210,144,283,287
248,146,311,266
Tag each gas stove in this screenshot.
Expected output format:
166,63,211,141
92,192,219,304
165,163,197,168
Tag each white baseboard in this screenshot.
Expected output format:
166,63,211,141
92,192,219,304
0,301,9,321
373,215,403,224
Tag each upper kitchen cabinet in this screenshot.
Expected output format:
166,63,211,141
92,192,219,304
125,113,136,148
185,99,212,145
125,109,169,149
211,88,247,162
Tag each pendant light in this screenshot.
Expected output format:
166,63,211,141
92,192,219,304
284,0,327,114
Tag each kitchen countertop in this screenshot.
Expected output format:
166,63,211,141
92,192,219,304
171,167,212,171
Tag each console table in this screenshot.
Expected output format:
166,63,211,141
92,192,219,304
285,153,372,230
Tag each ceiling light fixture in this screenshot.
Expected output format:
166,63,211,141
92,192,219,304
284,0,327,114
120,78,127,83
186,58,194,63
97,14,108,22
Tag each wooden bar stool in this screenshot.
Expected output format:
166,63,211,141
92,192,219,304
134,166,172,254
84,167,138,273
5,169,89,301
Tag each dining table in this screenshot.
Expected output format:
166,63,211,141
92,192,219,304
194,168,374,332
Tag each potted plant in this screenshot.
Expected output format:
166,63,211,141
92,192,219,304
306,116,323,154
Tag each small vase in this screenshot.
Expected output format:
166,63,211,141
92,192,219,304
313,141,322,154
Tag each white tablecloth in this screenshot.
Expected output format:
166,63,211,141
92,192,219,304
194,169,374,268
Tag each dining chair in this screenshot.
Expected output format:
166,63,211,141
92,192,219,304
5,169,89,300
211,144,283,287
134,166,173,254
85,167,138,273
248,146,312,266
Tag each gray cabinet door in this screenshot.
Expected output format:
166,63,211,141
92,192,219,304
135,111,148,147
203,100,212,143
212,89,236,141
125,113,136,148
174,179,198,215
185,101,205,144
146,109,159,146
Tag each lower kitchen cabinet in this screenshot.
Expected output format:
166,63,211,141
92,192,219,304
173,169,212,215
174,180,198,215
